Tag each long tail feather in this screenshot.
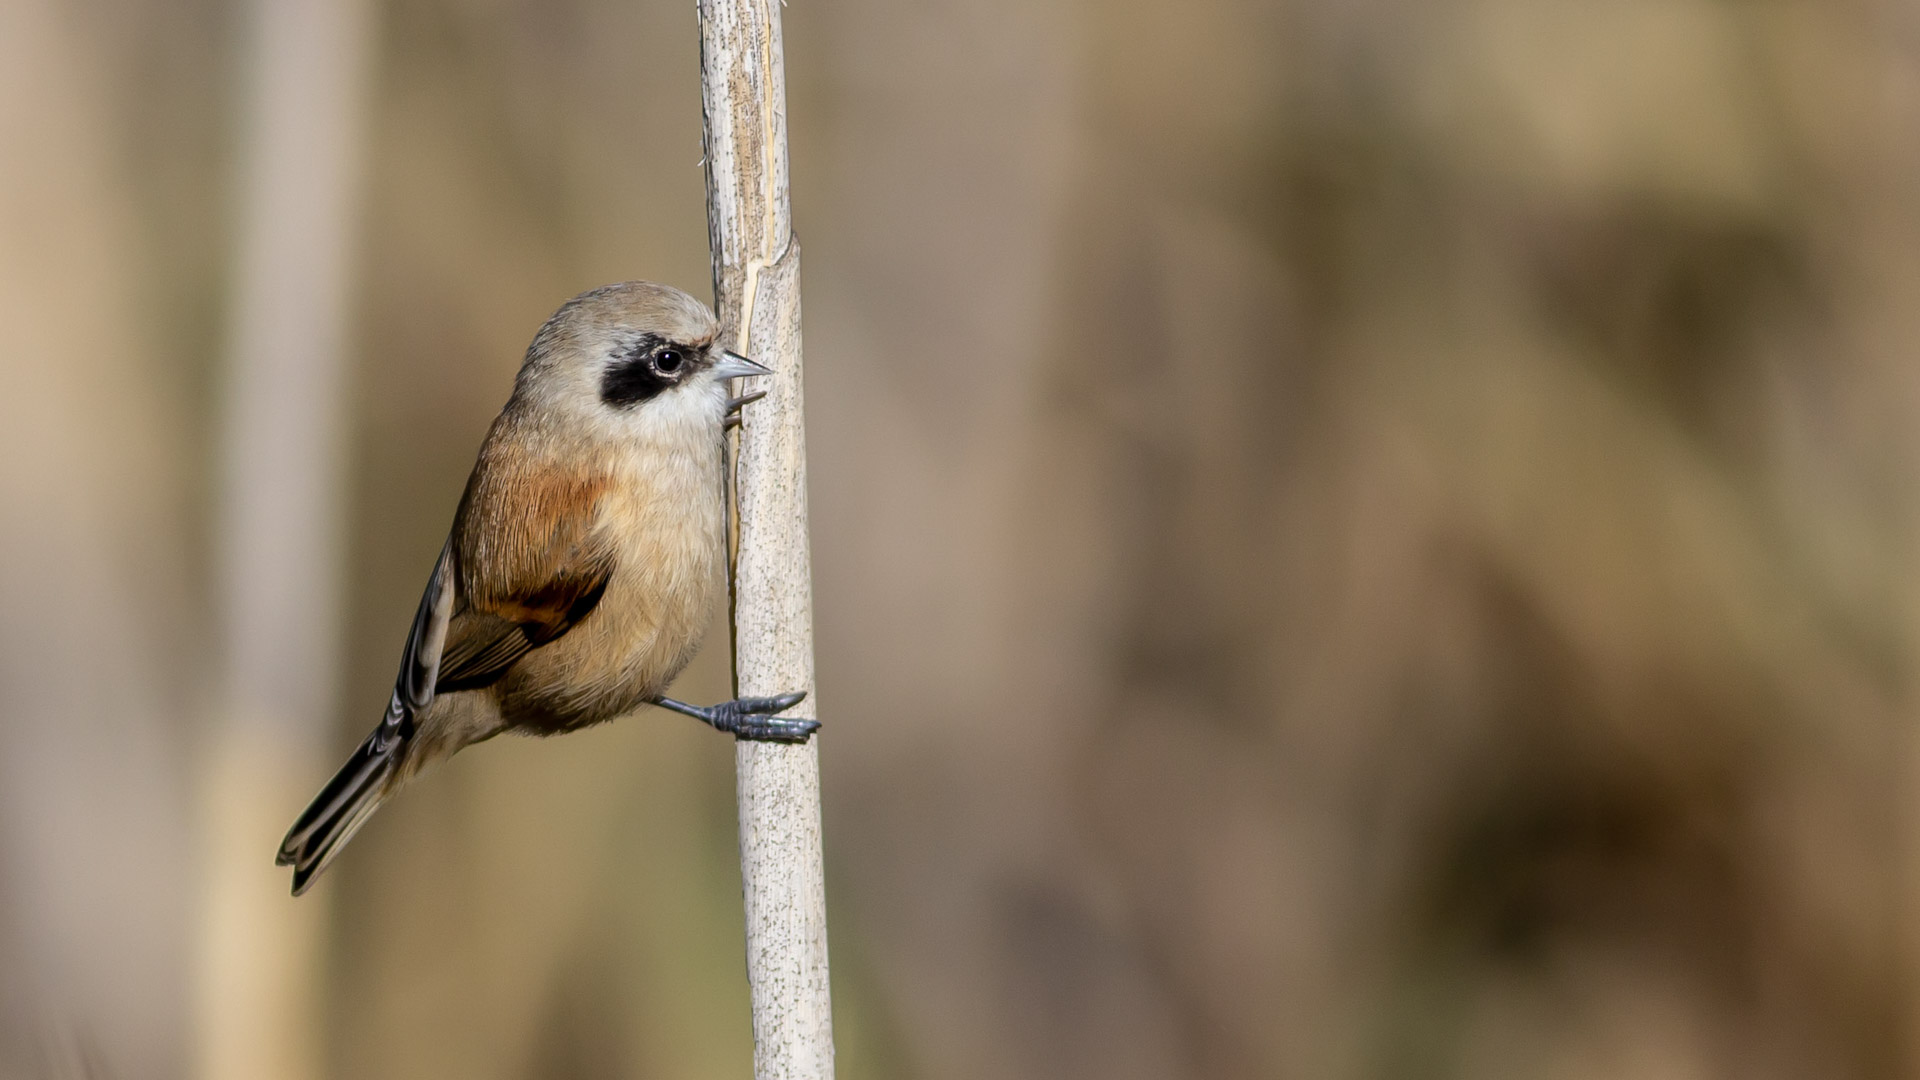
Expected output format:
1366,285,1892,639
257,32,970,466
276,693,411,895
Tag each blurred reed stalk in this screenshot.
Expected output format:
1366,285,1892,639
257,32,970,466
199,0,371,1077
698,1,835,1076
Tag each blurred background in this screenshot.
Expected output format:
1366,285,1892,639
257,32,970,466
3,0,1918,1077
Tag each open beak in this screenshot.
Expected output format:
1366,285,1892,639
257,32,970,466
712,349,772,379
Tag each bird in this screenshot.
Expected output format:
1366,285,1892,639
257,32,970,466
276,281,816,896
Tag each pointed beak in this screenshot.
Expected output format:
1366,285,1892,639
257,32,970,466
712,349,772,379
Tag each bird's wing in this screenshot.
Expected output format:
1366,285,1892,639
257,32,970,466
276,450,613,890
433,454,616,694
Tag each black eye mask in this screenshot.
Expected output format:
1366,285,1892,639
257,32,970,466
600,333,685,408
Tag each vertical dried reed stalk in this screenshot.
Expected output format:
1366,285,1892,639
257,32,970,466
698,1,835,1077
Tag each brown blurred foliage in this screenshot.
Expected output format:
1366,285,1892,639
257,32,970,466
3,0,1918,1078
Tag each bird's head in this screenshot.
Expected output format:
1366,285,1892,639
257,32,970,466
513,281,769,428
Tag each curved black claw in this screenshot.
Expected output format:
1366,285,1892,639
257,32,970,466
726,390,768,415
655,691,818,743
723,390,766,433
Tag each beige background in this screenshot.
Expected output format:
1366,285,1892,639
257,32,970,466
2,0,1917,1077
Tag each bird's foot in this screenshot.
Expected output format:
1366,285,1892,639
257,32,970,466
726,389,768,414
654,691,818,743
722,390,767,432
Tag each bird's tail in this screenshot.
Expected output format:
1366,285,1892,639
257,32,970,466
276,692,411,895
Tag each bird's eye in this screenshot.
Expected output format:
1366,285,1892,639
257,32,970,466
655,349,684,373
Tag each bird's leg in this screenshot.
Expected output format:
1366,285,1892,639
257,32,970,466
722,389,768,432
654,691,818,742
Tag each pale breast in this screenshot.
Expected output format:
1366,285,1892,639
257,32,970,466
499,427,727,729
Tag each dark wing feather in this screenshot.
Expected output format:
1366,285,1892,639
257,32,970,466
398,539,456,714
434,612,535,693
433,564,611,692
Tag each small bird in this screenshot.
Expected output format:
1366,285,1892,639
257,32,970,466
276,281,815,895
